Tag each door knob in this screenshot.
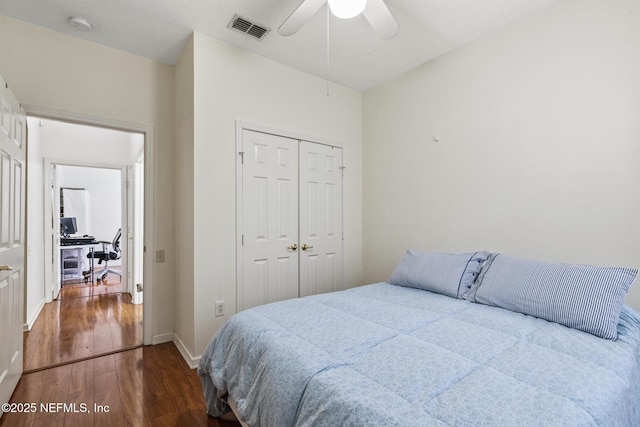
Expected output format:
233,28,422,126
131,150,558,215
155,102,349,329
301,244,314,251
0,265,13,271
287,243,298,251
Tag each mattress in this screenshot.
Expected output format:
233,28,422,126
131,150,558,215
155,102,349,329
198,283,640,426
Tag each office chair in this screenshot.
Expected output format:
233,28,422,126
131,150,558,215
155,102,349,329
84,228,122,283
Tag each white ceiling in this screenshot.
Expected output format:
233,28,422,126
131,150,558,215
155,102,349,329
0,0,560,91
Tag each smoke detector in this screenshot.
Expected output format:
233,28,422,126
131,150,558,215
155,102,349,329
69,16,93,32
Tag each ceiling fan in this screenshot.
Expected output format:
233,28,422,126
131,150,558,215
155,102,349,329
278,0,399,39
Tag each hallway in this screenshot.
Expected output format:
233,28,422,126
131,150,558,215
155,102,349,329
23,272,142,372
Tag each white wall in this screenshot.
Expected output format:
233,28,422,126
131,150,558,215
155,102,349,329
57,165,121,243
24,117,44,330
41,118,142,165
129,133,144,162
173,32,363,359
362,0,640,308
0,16,176,341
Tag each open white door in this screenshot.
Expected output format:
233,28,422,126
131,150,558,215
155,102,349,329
0,76,26,414
127,153,144,304
42,160,59,303
51,164,61,300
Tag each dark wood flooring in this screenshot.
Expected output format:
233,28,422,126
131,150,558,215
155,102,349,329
0,343,240,426
1,273,241,426
23,272,142,372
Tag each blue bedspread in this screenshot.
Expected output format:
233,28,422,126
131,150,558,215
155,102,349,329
198,283,640,426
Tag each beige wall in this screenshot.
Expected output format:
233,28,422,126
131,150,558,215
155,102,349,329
186,33,363,357
173,35,196,354
362,0,640,309
0,16,176,340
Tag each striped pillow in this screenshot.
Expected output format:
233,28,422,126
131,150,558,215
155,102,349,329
463,254,638,339
389,250,490,299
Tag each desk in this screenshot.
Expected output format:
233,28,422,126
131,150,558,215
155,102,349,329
60,241,97,284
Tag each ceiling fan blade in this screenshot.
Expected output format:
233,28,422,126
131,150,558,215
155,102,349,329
363,0,399,39
278,0,327,36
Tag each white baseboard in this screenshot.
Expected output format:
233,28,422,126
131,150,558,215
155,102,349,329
23,298,46,331
172,333,201,369
152,332,174,345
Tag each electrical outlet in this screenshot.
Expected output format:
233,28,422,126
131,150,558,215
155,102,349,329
155,249,165,263
215,300,225,317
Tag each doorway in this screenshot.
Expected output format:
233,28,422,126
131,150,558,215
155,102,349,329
54,165,126,295
24,117,145,371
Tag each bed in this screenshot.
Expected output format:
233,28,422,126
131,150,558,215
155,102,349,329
198,251,640,426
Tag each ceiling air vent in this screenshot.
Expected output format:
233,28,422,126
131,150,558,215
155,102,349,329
228,15,270,40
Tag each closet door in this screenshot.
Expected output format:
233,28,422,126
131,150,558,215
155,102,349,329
240,130,299,310
239,129,344,311
299,141,343,296
0,76,26,411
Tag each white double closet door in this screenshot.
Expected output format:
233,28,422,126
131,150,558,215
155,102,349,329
240,129,343,311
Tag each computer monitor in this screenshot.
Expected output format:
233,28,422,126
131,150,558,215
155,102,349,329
60,217,78,237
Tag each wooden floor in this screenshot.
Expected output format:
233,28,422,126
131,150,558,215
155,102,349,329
2,272,241,426
23,272,142,372
0,343,240,426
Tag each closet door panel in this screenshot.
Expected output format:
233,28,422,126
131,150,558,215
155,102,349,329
299,141,343,297
240,130,299,310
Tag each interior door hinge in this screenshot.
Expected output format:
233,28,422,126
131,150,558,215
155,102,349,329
242,234,244,246
238,151,244,164
339,165,345,177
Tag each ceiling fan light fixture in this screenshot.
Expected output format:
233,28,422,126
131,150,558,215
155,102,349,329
328,0,367,19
